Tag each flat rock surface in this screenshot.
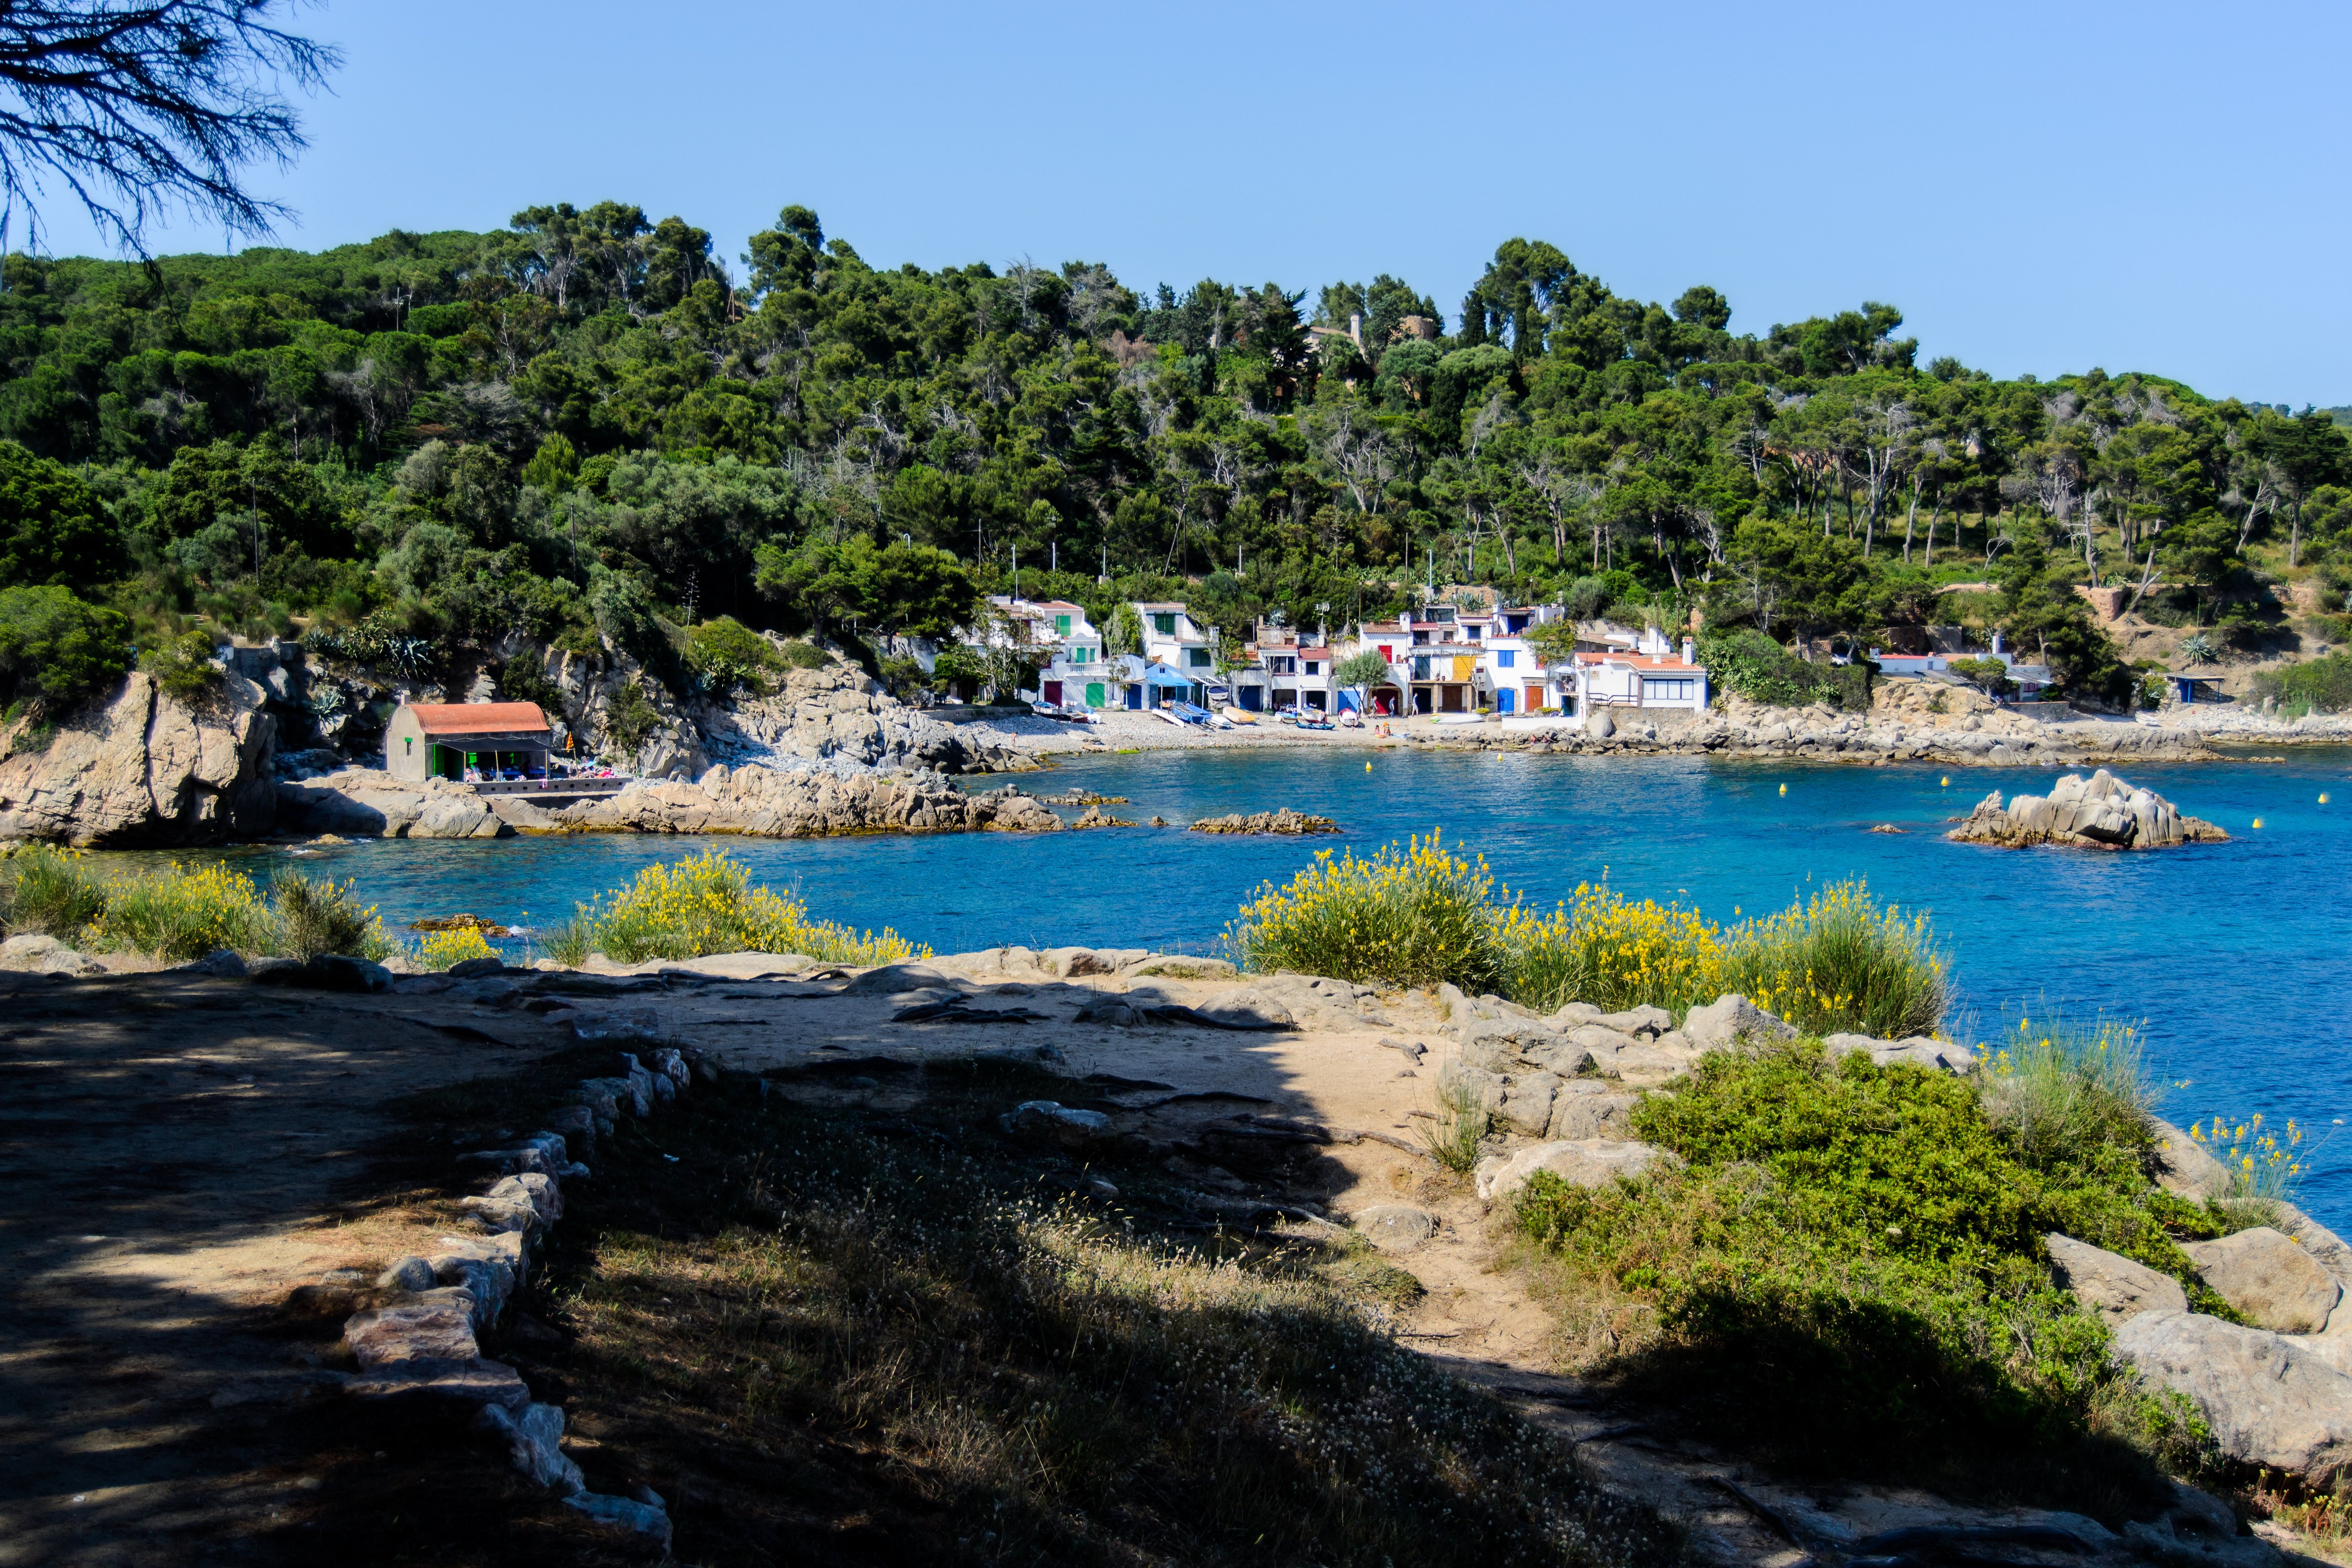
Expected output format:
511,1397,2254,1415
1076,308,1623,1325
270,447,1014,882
2185,1227,2342,1334
2046,1233,2188,1321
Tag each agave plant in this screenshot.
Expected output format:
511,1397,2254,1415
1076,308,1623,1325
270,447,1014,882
2179,631,2217,665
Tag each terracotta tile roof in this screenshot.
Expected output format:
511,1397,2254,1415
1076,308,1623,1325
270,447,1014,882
404,701,552,736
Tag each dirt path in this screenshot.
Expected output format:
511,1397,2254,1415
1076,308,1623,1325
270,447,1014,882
0,968,589,1566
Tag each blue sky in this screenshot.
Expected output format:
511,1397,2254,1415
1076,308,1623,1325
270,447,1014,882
24,0,2352,405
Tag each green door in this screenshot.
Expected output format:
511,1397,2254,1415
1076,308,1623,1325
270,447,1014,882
1085,682,1104,708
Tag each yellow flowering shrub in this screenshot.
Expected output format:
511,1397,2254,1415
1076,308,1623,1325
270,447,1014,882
555,849,927,967
1500,882,1724,1015
2188,1111,2308,1215
419,926,499,970
1713,879,1946,1039
0,844,107,937
97,859,267,960
1225,831,1503,993
1230,839,1947,1037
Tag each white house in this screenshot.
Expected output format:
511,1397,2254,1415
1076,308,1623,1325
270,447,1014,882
1564,629,1709,716
986,597,1110,708
1475,603,1570,714
1135,602,1219,681
1234,620,1336,713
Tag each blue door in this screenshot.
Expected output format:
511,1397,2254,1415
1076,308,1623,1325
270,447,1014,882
1239,687,1262,711
1497,689,1514,714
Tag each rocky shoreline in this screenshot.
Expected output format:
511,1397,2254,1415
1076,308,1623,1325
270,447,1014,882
0,632,2321,849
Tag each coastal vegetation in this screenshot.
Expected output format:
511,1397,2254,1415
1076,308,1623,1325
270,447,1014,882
540,847,925,967
414,924,497,970
0,846,389,960
1228,835,1946,1036
1513,1032,2227,1507
2250,650,2352,716
0,200,2345,729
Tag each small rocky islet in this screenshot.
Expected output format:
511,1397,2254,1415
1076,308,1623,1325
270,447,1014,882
1949,768,2226,850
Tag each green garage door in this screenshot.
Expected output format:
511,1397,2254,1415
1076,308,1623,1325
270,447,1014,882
1085,682,1105,708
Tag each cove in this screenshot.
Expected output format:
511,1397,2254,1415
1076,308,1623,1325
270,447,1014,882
139,746,2352,1227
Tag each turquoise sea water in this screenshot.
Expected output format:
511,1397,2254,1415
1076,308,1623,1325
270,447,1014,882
144,747,2352,1226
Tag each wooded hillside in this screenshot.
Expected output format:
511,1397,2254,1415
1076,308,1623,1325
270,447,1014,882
0,203,2345,712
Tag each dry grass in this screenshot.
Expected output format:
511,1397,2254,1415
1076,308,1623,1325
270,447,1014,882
514,1059,1674,1567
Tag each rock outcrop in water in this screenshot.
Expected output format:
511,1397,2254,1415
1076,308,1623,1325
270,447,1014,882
1948,769,2225,849
1188,808,1338,835
0,672,278,846
552,765,1065,837
277,769,510,839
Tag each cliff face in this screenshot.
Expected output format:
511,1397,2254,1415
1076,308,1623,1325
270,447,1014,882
0,672,278,847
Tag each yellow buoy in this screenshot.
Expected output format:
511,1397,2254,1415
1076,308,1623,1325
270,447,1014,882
1940,775,1949,787
2252,817,2265,829
1365,762,1373,772
1778,783,1787,796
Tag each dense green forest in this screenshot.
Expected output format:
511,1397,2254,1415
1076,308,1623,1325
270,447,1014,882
0,201,2347,715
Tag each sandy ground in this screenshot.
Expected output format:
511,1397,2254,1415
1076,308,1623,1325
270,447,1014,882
0,954,2282,1566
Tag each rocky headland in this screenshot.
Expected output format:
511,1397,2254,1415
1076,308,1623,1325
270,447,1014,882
1949,769,2226,849
0,671,278,847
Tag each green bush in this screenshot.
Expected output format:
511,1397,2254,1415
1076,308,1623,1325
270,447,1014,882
1713,878,1947,1039
0,845,108,937
1980,1015,2155,1173
1514,1040,2211,1505
683,616,783,694
604,679,659,753
2250,651,2352,716
555,848,925,967
1696,627,1867,710
776,638,830,670
267,868,393,961
0,585,131,711
142,627,224,701
1226,834,1506,994
1231,840,1948,1038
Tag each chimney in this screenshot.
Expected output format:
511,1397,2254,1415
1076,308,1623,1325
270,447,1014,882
1991,630,2005,656
1349,312,1362,348
1681,637,1696,665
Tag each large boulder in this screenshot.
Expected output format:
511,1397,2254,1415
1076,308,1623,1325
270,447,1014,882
2045,1233,2188,1322
1474,1138,1669,1203
2184,1228,2342,1334
1949,770,2225,850
0,932,103,976
2115,1309,2352,1477
1682,994,1797,1049
693,659,1018,775
1546,1083,1640,1141
0,671,278,846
